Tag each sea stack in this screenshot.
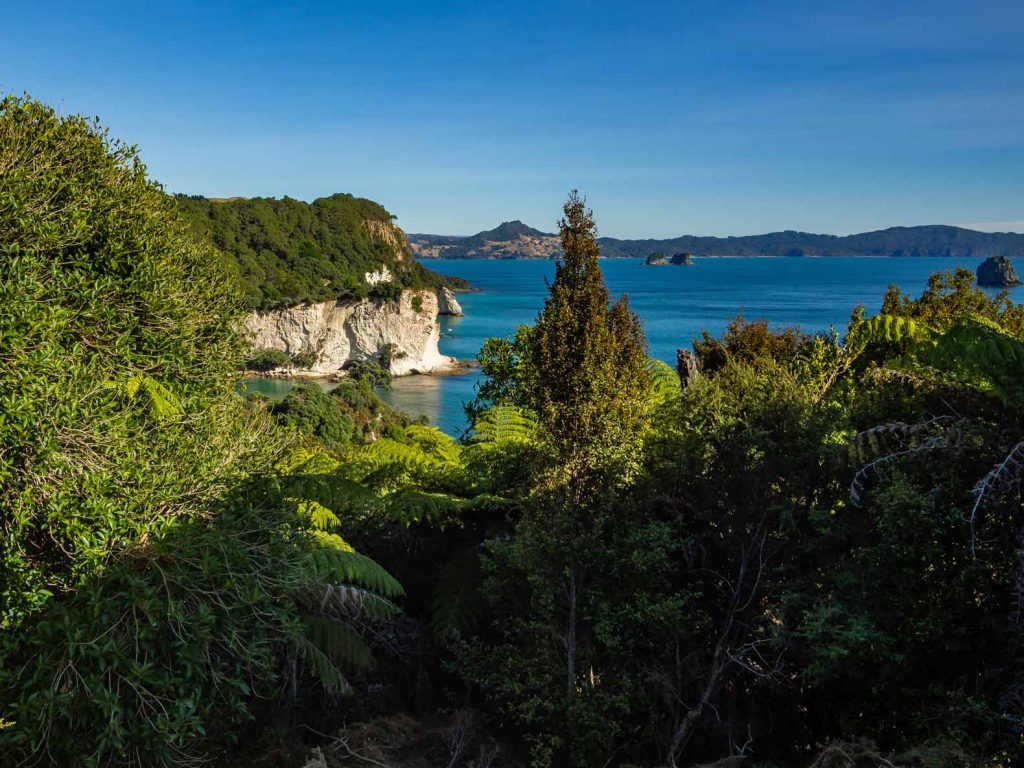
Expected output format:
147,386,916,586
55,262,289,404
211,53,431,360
977,256,1021,287
670,252,694,265
437,286,464,316
645,252,669,266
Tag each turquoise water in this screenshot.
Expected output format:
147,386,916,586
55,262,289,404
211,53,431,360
249,256,1020,435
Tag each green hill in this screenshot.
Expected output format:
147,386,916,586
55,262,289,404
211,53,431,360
176,193,464,310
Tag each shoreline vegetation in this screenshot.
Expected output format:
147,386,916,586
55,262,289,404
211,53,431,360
3,95,1024,768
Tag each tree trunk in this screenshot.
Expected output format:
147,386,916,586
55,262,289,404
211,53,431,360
566,565,577,702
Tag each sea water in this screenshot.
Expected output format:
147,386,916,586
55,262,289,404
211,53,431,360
248,256,1020,435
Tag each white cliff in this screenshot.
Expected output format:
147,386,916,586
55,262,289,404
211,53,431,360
246,289,455,377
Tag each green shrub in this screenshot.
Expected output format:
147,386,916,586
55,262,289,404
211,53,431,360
271,383,354,450
0,94,290,765
246,347,293,371
344,359,392,388
291,349,320,369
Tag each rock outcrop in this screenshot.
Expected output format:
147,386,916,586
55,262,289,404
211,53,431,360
645,252,669,266
246,289,455,377
437,287,464,316
977,256,1021,287
670,252,694,265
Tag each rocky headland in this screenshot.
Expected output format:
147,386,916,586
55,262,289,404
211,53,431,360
246,289,460,378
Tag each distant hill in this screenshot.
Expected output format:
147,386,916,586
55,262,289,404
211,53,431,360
176,194,463,310
410,222,1024,260
409,220,561,259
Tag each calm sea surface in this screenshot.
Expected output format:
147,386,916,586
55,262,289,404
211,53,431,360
247,256,1021,435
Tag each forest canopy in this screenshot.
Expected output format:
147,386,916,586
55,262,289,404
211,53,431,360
176,193,466,310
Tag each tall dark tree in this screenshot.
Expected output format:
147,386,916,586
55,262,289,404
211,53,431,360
464,192,660,767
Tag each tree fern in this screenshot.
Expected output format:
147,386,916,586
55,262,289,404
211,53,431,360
648,358,681,406
856,314,934,346
468,405,538,446
105,373,184,421
848,418,960,506
304,549,405,599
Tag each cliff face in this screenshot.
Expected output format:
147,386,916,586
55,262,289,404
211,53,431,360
246,289,455,376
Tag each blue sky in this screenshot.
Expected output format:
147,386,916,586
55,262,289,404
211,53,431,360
2,0,1022,237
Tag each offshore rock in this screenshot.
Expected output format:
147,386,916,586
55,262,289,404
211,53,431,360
437,286,464,316
976,256,1021,287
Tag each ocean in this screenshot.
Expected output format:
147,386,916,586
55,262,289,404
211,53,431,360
247,256,1020,435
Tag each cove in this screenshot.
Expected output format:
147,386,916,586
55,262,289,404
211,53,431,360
248,256,1021,435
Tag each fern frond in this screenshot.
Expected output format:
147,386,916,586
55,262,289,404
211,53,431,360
848,417,960,506
468,405,538,446
913,319,1024,407
302,615,373,674
302,583,401,620
309,529,354,551
282,474,377,513
304,549,405,598
405,424,463,464
105,373,184,420
294,633,355,696
858,314,934,345
971,441,1024,521
299,500,341,532
648,358,680,406
381,490,467,526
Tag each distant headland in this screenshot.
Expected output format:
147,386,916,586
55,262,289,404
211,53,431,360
409,221,1024,260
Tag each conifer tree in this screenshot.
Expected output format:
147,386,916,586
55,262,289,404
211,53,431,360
467,192,656,766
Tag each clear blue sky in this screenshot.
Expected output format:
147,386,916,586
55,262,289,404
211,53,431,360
3,0,1022,238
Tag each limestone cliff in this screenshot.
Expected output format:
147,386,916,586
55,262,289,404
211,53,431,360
246,289,455,377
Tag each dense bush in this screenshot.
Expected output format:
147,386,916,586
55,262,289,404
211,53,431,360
0,96,403,767
176,194,467,310
246,346,293,371
271,382,354,450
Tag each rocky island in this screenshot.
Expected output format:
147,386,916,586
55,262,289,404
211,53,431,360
645,251,694,265
976,255,1021,287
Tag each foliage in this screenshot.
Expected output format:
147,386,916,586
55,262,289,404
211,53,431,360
272,383,355,451
344,358,393,388
0,96,405,767
0,93,266,630
176,194,466,310
458,192,662,767
247,346,294,371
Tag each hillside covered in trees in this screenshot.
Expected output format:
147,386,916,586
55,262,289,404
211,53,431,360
411,221,1024,260
3,96,1024,768
177,194,466,310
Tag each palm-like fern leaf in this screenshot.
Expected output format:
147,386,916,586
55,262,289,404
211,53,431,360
648,358,681,406
304,549,405,599
857,314,934,345
848,417,960,506
294,633,355,696
971,441,1024,521
303,582,401,620
106,373,184,421
468,405,538,446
